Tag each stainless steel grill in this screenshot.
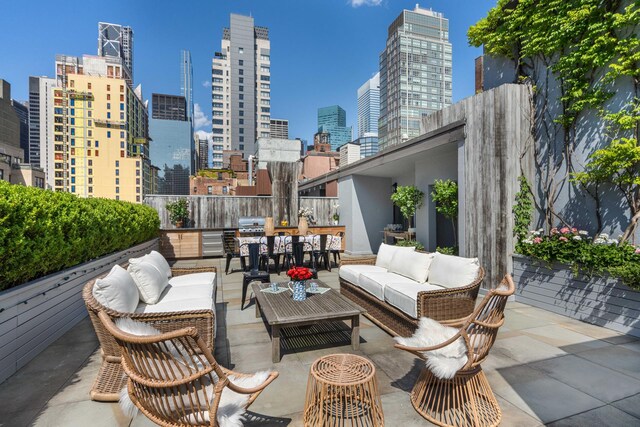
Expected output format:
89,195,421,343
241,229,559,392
238,216,265,235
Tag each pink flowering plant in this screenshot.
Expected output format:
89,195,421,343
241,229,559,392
518,227,640,289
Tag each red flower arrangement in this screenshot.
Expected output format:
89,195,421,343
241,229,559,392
287,266,313,281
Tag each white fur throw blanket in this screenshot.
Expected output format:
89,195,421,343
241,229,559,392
394,317,468,379
115,318,271,427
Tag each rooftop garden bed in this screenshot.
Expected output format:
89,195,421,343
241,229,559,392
0,181,159,291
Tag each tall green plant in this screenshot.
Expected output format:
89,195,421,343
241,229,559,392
513,175,533,245
431,179,458,246
390,185,424,230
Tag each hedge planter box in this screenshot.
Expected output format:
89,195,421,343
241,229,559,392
512,255,640,338
0,238,159,384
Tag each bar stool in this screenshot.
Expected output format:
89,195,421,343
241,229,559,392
304,354,384,426
241,242,270,310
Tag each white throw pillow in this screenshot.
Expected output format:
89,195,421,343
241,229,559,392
92,265,139,313
147,250,172,278
375,243,415,270
428,253,480,288
128,260,169,304
389,250,434,283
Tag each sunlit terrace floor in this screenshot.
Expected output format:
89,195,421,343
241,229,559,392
2,257,640,427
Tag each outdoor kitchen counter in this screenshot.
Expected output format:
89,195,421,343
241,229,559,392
159,226,345,259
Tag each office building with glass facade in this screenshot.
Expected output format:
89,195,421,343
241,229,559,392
357,73,380,138
149,93,192,195
317,105,352,151
379,5,452,150
98,22,134,83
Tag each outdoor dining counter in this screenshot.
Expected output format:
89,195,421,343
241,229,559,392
159,225,345,259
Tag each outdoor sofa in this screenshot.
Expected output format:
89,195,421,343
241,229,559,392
339,244,484,337
83,250,217,401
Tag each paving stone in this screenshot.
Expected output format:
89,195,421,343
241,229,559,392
530,354,640,403
578,345,640,380
379,391,429,425
546,404,640,427
611,392,640,419
492,335,567,364
521,324,611,353
31,400,129,427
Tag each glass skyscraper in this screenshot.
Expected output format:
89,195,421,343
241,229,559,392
357,72,380,138
379,5,452,150
317,105,352,151
149,94,192,195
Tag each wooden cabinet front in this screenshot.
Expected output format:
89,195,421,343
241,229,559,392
160,231,201,259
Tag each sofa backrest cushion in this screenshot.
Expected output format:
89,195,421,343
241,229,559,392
389,250,434,283
93,265,140,313
147,250,172,278
428,253,480,288
130,251,171,279
128,257,169,304
375,243,415,270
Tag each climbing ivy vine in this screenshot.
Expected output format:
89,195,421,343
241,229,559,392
468,0,640,243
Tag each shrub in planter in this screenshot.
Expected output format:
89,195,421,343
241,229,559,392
0,181,160,291
518,227,640,289
166,198,190,227
395,240,425,251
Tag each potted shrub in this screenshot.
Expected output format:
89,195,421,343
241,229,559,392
390,185,424,235
431,179,459,253
166,198,189,228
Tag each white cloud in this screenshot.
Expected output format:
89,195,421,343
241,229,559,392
202,80,211,87
195,130,212,141
193,103,211,129
350,0,382,7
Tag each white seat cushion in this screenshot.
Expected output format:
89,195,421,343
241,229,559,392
428,253,480,289
128,259,169,304
339,265,387,285
358,272,418,301
92,265,140,313
157,284,215,304
375,243,415,270
136,296,214,314
384,282,444,318
389,250,434,283
168,272,216,288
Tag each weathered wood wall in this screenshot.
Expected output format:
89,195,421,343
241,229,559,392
0,239,159,384
422,84,534,287
146,195,339,229
268,162,300,227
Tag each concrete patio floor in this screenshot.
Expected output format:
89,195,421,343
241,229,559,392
2,257,640,426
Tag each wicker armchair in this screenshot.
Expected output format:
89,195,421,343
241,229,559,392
339,255,483,337
83,265,216,402
97,311,278,427
394,275,515,427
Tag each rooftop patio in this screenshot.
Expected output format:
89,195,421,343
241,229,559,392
2,258,640,427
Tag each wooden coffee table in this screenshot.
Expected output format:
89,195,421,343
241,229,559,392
252,281,366,362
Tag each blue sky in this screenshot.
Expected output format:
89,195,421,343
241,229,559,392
0,0,496,144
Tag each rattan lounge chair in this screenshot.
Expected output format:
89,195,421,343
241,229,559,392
83,265,216,402
97,311,278,427
394,274,515,427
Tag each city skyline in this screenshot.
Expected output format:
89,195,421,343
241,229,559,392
0,0,494,147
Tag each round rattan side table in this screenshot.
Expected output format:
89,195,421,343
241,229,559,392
303,353,384,427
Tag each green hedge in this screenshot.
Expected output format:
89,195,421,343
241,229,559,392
0,181,160,291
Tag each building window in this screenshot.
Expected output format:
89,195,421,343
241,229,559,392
115,187,119,194
88,187,93,193
120,85,124,92
107,131,111,138
88,160,92,166
239,60,243,65
115,160,119,167
239,144,244,150
239,119,244,124
88,82,92,89
239,69,244,75
107,94,111,101
107,112,111,119
239,136,244,142
207,186,213,194
222,186,228,195
115,169,119,176
116,178,119,185
120,103,124,111
239,128,244,134
88,168,93,175
71,185,75,192
107,85,111,91
107,103,111,110
238,47,244,54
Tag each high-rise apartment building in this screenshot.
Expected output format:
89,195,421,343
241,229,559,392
211,14,271,160
269,118,288,139
317,105,352,151
195,136,209,171
152,93,186,121
11,100,29,162
357,73,380,138
149,93,192,195
356,135,379,158
53,54,150,202
181,50,193,121
98,22,134,83
379,5,452,150
29,76,57,181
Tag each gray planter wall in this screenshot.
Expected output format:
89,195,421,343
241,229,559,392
513,255,640,338
0,238,159,384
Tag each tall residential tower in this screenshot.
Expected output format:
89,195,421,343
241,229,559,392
357,72,380,138
211,14,271,160
379,5,452,150
28,76,57,183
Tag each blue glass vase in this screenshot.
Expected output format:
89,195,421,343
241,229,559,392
292,280,307,301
